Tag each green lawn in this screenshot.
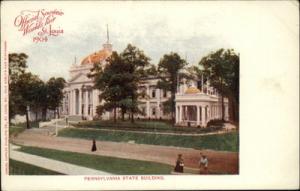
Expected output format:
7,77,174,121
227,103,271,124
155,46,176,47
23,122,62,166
75,120,223,134
59,128,238,152
18,146,173,175
9,125,26,137
9,159,63,175
10,121,41,137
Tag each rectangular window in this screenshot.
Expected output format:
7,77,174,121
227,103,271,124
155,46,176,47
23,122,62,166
152,107,156,116
152,89,156,98
163,90,167,98
142,89,146,98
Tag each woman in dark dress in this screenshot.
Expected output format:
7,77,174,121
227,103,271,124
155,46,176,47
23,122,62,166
174,154,184,173
91,139,97,152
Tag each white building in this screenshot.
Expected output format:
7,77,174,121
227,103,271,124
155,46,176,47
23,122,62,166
61,36,228,127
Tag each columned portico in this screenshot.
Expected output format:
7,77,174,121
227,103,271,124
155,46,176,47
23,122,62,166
175,85,229,127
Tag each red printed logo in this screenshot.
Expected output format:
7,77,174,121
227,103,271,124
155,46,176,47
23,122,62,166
14,9,64,43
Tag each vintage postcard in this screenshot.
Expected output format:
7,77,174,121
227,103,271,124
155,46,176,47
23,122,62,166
1,0,299,190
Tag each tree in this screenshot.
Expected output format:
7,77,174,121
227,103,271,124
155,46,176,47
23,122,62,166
27,76,45,121
10,72,43,127
9,53,28,81
156,52,188,123
91,51,132,122
90,44,150,123
9,53,28,119
120,44,151,123
198,49,239,123
46,77,66,118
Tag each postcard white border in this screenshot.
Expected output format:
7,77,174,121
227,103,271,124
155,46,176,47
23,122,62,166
1,1,299,190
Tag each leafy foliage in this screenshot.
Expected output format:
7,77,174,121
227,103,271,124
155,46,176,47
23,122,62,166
157,52,187,122
90,44,150,122
198,49,239,122
9,53,66,122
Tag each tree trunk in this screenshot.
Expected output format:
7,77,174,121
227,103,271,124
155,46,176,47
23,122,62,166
220,79,225,121
228,97,234,122
131,112,134,123
131,97,135,123
228,93,239,124
26,110,30,129
42,107,47,121
233,97,239,124
113,107,116,123
35,110,38,122
171,92,175,124
57,107,60,119
221,94,225,121
121,109,125,121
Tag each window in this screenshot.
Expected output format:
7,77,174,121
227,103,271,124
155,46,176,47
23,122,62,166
163,90,167,98
142,89,146,98
142,107,146,115
152,89,156,98
152,107,156,116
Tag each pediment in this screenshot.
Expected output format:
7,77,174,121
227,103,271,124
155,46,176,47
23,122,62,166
69,72,91,83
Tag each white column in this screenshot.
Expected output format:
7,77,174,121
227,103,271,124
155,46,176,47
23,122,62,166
68,91,72,115
85,90,89,116
213,105,216,119
72,90,76,115
225,105,228,121
196,105,200,126
156,88,160,118
146,85,150,118
207,106,210,123
179,105,182,123
201,106,205,127
175,105,178,123
79,89,82,116
73,90,76,115
219,104,221,119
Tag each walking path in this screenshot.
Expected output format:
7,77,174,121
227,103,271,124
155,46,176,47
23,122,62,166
10,144,112,175
11,129,238,174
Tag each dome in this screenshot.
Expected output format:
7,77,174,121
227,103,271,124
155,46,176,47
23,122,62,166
81,49,112,65
185,86,201,94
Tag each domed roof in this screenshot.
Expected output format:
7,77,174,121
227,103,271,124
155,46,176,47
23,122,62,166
185,86,201,94
81,49,112,65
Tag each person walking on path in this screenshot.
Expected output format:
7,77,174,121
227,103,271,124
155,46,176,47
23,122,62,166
199,153,208,174
174,154,184,173
91,139,97,152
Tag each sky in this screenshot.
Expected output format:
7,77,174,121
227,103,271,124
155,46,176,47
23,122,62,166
2,1,297,81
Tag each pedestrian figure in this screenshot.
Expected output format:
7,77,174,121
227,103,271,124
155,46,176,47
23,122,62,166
174,154,184,173
199,153,208,174
91,139,97,152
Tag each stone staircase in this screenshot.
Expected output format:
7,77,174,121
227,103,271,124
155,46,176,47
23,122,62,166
67,115,83,123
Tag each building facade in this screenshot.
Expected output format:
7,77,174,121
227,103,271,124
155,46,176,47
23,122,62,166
61,39,228,126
